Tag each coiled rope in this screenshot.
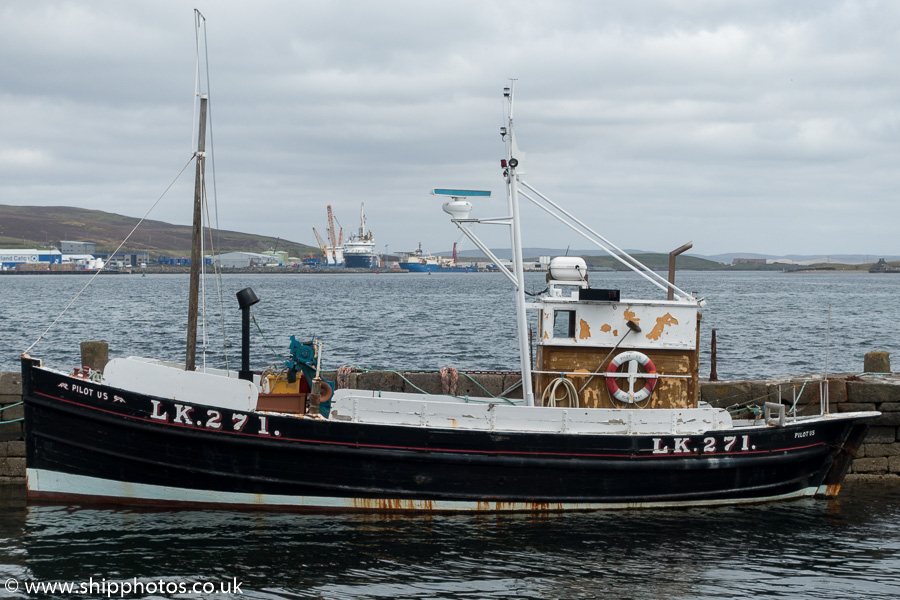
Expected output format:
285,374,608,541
541,376,579,408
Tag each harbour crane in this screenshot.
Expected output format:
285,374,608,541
312,227,329,263
326,205,338,264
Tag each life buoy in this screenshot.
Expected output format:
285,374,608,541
605,351,657,404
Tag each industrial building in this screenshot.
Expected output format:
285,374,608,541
0,249,63,270
211,252,275,269
59,241,97,254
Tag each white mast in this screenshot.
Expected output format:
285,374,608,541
437,83,535,406
502,82,535,407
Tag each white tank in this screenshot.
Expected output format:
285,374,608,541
548,256,588,281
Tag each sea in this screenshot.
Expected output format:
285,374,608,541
1,270,899,599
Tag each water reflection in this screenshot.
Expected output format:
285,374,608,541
0,482,896,599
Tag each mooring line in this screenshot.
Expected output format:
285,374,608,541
22,155,197,358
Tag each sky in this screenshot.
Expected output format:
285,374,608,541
1,0,899,258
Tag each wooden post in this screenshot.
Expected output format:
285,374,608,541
667,241,693,301
185,95,208,371
710,329,718,382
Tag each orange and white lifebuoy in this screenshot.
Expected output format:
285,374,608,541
605,351,658,404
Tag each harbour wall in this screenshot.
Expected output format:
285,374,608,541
2,369,899,486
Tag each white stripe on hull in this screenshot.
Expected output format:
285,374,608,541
27,469,820,511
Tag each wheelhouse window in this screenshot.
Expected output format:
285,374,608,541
553,309,576,338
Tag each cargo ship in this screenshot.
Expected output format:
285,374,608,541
398,243,477,272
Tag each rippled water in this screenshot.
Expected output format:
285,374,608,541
1,482,899,599
0,270,897,379
1,272,899,598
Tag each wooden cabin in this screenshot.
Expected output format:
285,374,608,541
531,264,701,410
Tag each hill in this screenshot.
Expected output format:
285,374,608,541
0,205,318,257
580,253,736,271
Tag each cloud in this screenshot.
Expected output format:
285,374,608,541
1,0,898,256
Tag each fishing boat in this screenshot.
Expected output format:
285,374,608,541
398,242,478,272
20,77,879,511
342,203,379,269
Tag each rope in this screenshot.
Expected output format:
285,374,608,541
541,376,579,408
0,401,23,424
251,313,284,360
339,365,518,404
440,367,458,395
22,155,197,357
202,189,230,372
337,366,354,390
789,379,810,414
457,371,514,401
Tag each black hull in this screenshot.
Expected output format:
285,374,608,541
21,358,871,511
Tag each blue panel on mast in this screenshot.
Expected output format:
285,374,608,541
432,189,492,197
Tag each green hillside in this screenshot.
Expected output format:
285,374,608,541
579,253,735,271
0,205,318,257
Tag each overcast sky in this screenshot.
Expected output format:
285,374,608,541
2,0,898,257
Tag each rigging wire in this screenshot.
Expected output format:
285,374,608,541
193,9,230,373
22,156,197,357
204,186,231,373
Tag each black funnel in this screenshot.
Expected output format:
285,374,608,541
237,287,260,310
236,287,260,381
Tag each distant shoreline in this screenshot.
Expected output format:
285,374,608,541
0,267,411,275
0,265,884,276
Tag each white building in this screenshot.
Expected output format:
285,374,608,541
210,252,274,269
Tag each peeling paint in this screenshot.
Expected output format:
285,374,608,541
600,324,611,333
646,313,679,341
623,308,639,327
579,319,591,340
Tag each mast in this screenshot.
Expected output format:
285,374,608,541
359,202,368,239
503,83,535,407
185,94,208,371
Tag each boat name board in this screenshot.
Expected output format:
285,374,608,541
652,435,754,454
149,399,276,436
